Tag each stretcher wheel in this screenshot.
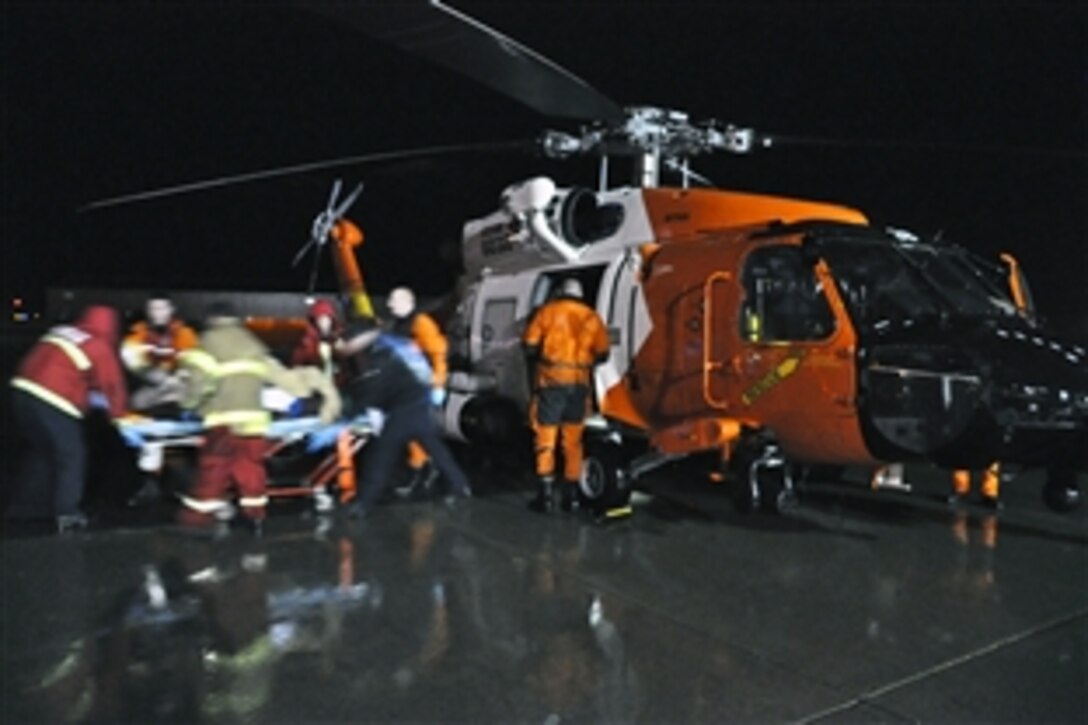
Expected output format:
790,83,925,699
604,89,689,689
1042,468,1082,513
579,438,631,514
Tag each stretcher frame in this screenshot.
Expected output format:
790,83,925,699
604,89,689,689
122,417,371,509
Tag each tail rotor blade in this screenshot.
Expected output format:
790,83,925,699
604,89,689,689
306,242,325,295
334,182,365,219
291,237,317,268
327,178,342,213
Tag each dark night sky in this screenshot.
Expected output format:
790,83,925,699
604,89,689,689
2,1,1086,332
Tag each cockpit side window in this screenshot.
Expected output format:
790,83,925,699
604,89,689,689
740,245,835,342
530,265,607,311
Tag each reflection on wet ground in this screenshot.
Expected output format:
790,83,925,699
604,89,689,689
2,465,1086,722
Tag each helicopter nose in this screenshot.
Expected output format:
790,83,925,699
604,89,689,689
859,321,1088,469
983,327,1088,468
862,343,984,462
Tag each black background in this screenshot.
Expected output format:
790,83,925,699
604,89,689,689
3,1,1085,333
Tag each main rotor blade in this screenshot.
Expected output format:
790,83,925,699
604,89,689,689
767,134,1088,160
306,1,624,123
79,140,531,211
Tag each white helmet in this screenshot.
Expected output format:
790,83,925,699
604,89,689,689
558,278,583,299
388,287,416,318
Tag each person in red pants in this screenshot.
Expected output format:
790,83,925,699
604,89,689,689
177,303,278,532
178,302,341,532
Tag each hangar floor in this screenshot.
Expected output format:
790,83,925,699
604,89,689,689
2,465,1086,723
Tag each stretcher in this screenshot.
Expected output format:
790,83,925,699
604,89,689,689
118,416,373,509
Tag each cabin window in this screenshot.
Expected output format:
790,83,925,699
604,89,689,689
559,188,625,247
481,298,517,356
530,264,608,310
740,245,834,342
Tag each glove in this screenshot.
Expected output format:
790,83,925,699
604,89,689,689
306,423,347,453
365,408,385,436
118,425,146,448
261,386,298,414
430,387,447,407
88,391,109,410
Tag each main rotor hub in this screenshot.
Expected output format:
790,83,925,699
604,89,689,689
541,106,769,188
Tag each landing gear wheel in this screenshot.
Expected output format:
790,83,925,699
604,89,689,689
729,441,795,514
580,438,631,516
1042,468,1082,513
758,466,796,514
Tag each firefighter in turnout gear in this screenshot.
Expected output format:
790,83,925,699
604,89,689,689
522,278,610,513
387,286,449,496
178,302,340,530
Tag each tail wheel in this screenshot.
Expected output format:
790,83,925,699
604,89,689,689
580,437,631,514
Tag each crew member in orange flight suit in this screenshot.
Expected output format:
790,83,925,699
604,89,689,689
950,463,1003,509
121,293,198,413
386,286,450,496
522,278,610,513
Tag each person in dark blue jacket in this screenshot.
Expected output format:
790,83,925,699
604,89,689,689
338,319,471,517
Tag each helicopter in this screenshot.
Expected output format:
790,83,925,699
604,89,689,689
83,1,1087,514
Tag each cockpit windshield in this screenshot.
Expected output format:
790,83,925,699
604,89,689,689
816,236,1019,326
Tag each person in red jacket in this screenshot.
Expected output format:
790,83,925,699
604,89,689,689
291,298,342,380
7,305,129,532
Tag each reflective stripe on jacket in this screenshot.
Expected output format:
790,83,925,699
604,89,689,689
179,322,273,435
11,308,127,418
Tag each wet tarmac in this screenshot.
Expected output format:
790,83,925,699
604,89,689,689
2,465,1086,723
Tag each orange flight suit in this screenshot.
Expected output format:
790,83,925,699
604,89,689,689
400,312,449,471
953,463,1001,501
123,319,198,373
522,296,609,483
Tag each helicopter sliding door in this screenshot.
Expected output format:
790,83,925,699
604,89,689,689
735,243,869,463
472,273,536,403
595,251,652,428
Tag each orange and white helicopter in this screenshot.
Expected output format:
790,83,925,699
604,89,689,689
87,1,1086,514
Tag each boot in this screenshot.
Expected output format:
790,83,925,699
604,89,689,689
244,517,265,538
559,481,580,513
346,501,370,521
55,512,89,534
127,477,162,507
529,476,555,513
396,462,439,500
